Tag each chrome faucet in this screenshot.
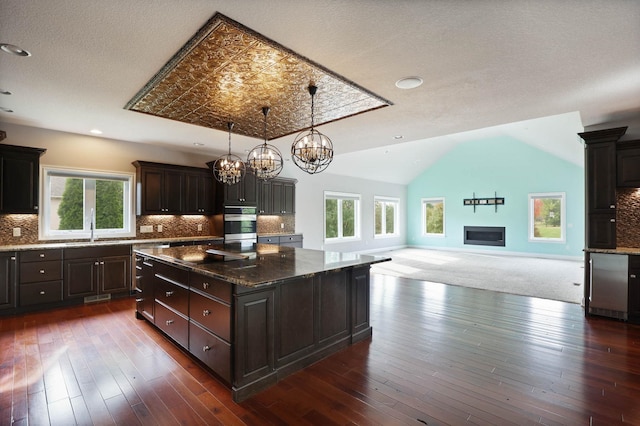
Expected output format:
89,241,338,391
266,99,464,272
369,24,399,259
90,208,95,242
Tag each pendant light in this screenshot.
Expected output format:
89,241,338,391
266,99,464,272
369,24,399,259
247,106,283,181
213,122,246,185
291,84,333,174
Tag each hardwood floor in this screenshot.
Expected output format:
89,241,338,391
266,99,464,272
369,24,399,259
2,274,640,425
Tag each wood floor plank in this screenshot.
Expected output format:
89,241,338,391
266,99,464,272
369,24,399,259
2,272,640,424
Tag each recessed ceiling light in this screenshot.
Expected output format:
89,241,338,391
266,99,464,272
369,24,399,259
193,142,205,146
0,89,11,95
0,43,31,57
0,107,14,113
395,76,423,89
89,129,103,135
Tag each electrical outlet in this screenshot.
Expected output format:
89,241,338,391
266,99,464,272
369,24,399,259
140,225,153,233
157,224,163,232
13,227,21,237
197,224,203,231
280,223,284,229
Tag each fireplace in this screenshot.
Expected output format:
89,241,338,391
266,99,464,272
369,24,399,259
464,226,505,246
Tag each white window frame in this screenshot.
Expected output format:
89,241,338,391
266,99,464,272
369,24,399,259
40,166,136,241
324,191,361,243
374,196,399,238
528,192,566,243
422,197,445,237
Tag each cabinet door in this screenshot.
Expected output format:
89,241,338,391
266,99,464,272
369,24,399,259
586,142,617,213
0,253,16,310
242,171,258,204
257,180,271,214
163,169,184,213
282,181,295,214
64,258,98,298
100,255,131,294
587,213,617,249
186,172,214,214
617,147,640,187
140,168,164,214
234,287,275,388
0,151,40,213
271,181,284,214
351,267,371,340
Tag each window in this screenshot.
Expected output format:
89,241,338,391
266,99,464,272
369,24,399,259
374,197,399,238
529,192,565,242
324,192,360,242
422,198,445,236
40,166,135,240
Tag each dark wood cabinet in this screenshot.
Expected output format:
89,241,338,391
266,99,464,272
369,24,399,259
258,234,303,248
0,144,46,213
617,142,640,187
271,179,295,214
18,249,63,307
580,127,627,249
134,161,214,215
628,255,640,323
135,255,155,321
64,245,131,299
0,252,17,310
257,179,272,214
215,168,258,206
185,170,214,214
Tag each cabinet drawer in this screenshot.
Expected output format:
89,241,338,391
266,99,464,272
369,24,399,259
155,277,189,316
20,249,63,263
189,320,231,383
20,281,63,306
280,235,302,244
189,272,231,304
258,236,279,244
154,260,189,287
154,302,189,348
20,260,62,283
189,290,231,342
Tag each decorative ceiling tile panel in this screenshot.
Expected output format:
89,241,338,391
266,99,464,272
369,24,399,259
124,12,391,140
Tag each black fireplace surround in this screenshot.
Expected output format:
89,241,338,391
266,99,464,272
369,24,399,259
464,226,505,247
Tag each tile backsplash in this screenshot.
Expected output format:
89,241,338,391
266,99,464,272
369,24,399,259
617,188,640,248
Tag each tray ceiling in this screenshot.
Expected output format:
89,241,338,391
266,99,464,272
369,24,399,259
124,12,391,140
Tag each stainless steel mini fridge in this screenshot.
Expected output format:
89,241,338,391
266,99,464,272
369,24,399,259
589,253,629,320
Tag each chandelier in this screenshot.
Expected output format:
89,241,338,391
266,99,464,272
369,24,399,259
212,122,246,185
247,106,283,181
291,85,334,174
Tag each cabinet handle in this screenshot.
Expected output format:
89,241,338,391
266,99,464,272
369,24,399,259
95,261,100,266
610,218,616,223
203,345,211,352
165,320,174,325
632,274,637,279
202,309,210,316
610,205,616,209
202,282,210,290
39,291,46,295
135,298,143,302
165,291,174,297
100,261,104,265
39,269,45,274
39,253,45,258
10,256,15,261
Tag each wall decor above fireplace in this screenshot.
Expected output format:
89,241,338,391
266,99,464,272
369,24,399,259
463,192,504,213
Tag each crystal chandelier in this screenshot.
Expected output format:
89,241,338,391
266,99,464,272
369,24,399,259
247,106,283,181
291,85,334,174
212,122,246,185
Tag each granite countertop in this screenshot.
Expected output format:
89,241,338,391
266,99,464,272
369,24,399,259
0,235,224,252
586,247,640,255
134,243,391,288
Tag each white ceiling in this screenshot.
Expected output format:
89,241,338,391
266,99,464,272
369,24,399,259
1,0,639,184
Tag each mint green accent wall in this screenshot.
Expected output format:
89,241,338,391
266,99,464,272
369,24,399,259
407,136,584,257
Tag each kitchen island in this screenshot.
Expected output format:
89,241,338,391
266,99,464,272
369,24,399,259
133,243,390,401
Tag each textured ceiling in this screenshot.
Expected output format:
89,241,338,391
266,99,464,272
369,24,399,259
125,12,391,140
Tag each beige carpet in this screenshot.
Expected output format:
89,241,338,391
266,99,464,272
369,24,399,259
371,248,584,304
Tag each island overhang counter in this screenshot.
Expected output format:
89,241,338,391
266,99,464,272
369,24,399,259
133,243,390,401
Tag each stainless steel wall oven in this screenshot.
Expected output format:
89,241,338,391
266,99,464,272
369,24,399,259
224,205,257,244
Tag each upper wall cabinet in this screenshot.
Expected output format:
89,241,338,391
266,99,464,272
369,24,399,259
270,178,296,215
617,141,640,188
133,161,214,215
0,144,46,214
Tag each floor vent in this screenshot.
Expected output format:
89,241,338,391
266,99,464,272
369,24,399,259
588,306,627,321
84,294,112,304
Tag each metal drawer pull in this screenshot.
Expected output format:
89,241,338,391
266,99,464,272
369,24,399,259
39,253,45,258
39,269,45,274
610,205,616,209
202,309,211,316
610,218,616,223
165,291,174,297
202,282,210,289
203,345,211,352
165,320,174,325
39,291,46,295
631,274,637,279
135,298,143,302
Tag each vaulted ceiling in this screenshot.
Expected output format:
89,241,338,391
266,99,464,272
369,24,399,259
1,1,639,183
